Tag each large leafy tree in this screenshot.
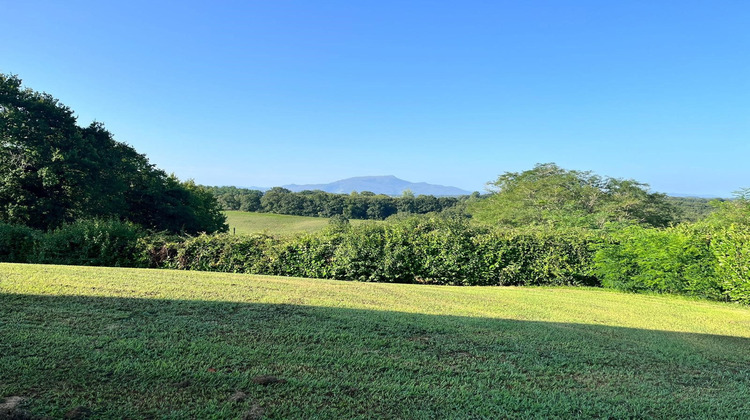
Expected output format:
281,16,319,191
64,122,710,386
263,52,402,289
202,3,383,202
0,73,226,233
0,75,85,228
469,163,679,229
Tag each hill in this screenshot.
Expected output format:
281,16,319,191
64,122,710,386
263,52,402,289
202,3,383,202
2,263,750,418
224,211,371,235
283,175,472,196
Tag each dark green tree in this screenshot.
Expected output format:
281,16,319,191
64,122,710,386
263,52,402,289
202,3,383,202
0,73,226,233
0,74,85,229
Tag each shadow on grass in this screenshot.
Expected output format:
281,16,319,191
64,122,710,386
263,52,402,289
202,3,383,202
1,292,750,419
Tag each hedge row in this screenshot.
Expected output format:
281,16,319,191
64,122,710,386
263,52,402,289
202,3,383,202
0,219,145,267
147,217,599,286
594,223,750,303
2,215,749,303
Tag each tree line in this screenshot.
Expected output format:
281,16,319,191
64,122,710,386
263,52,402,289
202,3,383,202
204,185,470,220
0,74,226,234
206,166,719,224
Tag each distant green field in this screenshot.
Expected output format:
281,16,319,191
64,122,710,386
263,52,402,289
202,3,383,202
224,211,370,235
3,263,750,418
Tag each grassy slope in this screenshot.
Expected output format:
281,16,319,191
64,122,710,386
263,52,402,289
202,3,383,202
224,211,370,236
2,263,750,418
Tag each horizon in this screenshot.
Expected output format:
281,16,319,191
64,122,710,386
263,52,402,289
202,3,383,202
3,1,748,196
212,174,728,199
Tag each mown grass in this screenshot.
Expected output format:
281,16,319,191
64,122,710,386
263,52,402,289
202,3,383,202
2,263,750,419
224,211,370,236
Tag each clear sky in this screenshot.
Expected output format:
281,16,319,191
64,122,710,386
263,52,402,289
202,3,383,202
3,0,748,196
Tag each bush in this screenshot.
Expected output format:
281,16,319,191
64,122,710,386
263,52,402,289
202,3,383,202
330,223,402,282
267,231,342,278
0,222,40,263
171,233,276,273
146,215,601,287
594,225,723,299
711,224,750,303
474,228,600,286
137,231,184,268
411,217,485,285
37,219,146,267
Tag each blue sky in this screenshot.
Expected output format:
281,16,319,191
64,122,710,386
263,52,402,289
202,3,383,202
3,1,748,196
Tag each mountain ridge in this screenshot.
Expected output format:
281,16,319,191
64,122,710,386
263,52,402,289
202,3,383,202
281,175,472,197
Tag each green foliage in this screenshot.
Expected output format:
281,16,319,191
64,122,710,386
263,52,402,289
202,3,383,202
327,214,350,228
710,224,750,303
148,215,600,287
0,222,40,262
206,185,263,211
665,196,721,222
594,225,723,299
267,232,342,278
474,228,600,287
469,163,678,229
171,233,276,273
0,74,85,229
0,73,226,234
331,222,418,282
204,185,463,220
702,196,750,227
36,219,146,267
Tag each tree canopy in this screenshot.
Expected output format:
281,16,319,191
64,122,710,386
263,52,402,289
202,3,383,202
205,185,463,220
0,73,226,233
468,163,679,229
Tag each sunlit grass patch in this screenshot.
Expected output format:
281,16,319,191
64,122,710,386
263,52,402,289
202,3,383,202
224,211,371,236
2,263,750,418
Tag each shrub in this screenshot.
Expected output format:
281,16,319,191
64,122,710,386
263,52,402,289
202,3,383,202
711,224,750,303
172,233,276,273
0,222,40,263
594,225,723,299
411,217,485,285
331,223,400,282
37,219,146,267
475,228,599,286
266,231,342,278
148,215,601,287
137,231,184,268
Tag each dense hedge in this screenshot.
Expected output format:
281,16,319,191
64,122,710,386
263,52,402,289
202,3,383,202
0,222,40,263
0,219,146,267
594,223,750,303
2,214,749,304
141,216,599,286
594,225,723,299
706,224,750,303
37,219,146,267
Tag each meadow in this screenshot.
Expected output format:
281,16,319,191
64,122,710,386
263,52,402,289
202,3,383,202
2,263,750,419
224,211,370,236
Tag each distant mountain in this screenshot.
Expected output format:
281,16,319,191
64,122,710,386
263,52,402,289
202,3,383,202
241,186,269,192
667,193,724,199
282,175,471,197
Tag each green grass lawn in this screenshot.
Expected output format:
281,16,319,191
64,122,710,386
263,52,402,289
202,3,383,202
2,263,750,419
224,211,370,236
